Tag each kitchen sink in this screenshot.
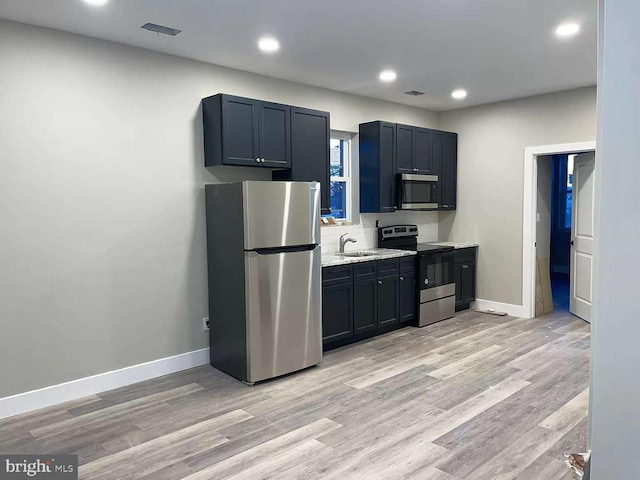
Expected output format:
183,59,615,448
339,251,379,257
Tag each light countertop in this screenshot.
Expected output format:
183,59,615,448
322,248,416,267
424,241,479,249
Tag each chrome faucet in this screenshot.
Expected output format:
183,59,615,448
339,233,357,253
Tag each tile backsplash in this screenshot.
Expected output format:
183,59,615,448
321,212,439,253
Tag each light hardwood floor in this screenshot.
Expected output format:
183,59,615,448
0,310,590,479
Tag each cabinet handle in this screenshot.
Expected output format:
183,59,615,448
378,280,383,285
256,158,260,163
400,276,404,281
261,158,266,163
462,265,469,269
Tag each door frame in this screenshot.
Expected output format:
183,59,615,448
522,141,596,318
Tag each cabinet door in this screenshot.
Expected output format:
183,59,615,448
461,262,476,305
221,96,260,166
454,262,464,310
354,279,378,334
377,276,400,327
436,132,457,210
378,122,397,213
396,124,415,174
399,272,416,322
287,107,330,214
257,101,290,168
322,283,353,343
414,128,433,174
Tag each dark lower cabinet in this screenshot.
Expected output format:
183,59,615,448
323,257,416,350
399,272,416,322
354,279,377,334
377,276,400,327
454,247,477,311
322,282,353,343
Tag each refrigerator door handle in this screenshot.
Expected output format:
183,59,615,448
253,245,318,255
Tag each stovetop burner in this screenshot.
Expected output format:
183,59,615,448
377,224,455,255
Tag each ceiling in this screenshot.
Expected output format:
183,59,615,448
0,0,597,111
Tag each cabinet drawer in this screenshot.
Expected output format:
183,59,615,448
454,247,477,265
399,256,416,273
378,258,400,277
322,264,354,286
354,261,378,280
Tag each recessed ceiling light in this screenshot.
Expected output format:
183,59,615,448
83,0,109,6
451,89,467,100
379,70,397,83
555,23,581,37
258,37,280,53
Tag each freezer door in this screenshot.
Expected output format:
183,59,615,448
244,246,322,382
242,181,320,250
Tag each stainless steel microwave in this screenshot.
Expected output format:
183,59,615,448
397,174,438,210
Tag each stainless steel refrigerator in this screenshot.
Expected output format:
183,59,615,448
205,181,322,384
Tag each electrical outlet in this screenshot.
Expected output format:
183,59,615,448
202,317,210,331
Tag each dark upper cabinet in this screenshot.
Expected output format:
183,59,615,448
322,273,354,344
396,124,415,174
202,94,291,168
257,101,290,167
359,121,456,213
273,107,331,214
454,248,477,311
399,271,416,322
377,275,400,327
354,279,378,334
397,125,433,175
434,131,458,210
359,121,397,213
414,128,434,174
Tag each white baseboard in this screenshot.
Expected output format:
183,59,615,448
472,299,529,319
0,348,210,420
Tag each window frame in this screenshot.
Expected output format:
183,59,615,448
327,130,354,222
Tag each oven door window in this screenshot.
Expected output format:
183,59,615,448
421,253,454,289
401,181,437,207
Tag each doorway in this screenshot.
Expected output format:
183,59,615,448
551,154,574,311
538,154,575,313
522,142,597,320
534,151,595,320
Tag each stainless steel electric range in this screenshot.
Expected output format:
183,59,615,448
378,225,456,327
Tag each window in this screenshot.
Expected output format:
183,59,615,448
325,132,353,221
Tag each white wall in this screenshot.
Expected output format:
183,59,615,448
0,19,438,398
321,213,438,253
438,87,597,307
589,0,640,476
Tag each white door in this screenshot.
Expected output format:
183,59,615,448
570,152,596,322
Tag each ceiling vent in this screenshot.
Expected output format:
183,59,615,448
141,23,182,36
405,90,426,96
